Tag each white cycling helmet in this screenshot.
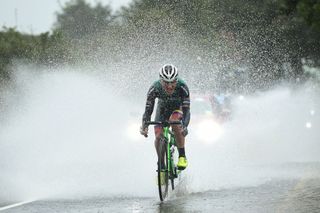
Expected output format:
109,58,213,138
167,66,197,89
159,64,178,82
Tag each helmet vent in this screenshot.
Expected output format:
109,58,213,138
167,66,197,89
159,64,178,82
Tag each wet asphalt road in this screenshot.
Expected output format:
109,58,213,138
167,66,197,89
1,177,320,213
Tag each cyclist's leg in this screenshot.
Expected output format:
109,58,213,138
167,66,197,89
169,110,188,169
169,110,185,149
154,107,170,166
154,125,163,163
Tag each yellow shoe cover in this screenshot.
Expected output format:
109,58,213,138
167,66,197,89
177,157,188,170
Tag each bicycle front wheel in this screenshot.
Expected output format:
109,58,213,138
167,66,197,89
158,138,169,201
170,146,178,190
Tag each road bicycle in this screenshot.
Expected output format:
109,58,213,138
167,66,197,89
146,120,182,201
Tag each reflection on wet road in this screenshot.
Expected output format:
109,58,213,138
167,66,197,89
2,177,320,213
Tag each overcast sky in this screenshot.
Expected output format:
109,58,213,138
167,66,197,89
0,0,132,34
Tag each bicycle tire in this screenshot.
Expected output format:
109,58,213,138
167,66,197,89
170,169,175,190
158,138,169,201
170,146,177,190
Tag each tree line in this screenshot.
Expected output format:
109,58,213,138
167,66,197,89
0,0,319,91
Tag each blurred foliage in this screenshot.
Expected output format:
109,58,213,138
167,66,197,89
281,0,320,31
54,0,113,39
0,0,319,91
0,27,69,83
121,0,320,90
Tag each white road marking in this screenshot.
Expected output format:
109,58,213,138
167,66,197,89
0,200,35,211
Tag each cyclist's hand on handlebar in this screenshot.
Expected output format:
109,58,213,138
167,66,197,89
140,126,148,137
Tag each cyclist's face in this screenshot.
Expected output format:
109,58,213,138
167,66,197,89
161,80,177,95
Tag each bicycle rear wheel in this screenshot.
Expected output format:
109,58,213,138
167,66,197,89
170,168,175,190
158,138,169,201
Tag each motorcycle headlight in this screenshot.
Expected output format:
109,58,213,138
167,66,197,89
239,95,245,101
126,121,141,141
194,119,224,144
305,122,312,129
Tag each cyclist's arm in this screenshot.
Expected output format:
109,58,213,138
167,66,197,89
142,85,157,127
181,84,190,127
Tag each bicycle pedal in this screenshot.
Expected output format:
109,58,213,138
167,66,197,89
173,173,178,178
177,166,186,171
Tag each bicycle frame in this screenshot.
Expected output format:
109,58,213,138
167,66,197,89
163,126,176,179
145,120,181,200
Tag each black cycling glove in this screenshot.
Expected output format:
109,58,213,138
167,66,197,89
141,119,149,130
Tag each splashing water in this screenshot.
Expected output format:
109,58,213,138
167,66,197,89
0,66,319,202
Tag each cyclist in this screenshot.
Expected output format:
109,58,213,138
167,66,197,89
140,64,190,170
209,91,232,122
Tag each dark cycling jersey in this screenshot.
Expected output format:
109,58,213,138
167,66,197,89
142,78,190,128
